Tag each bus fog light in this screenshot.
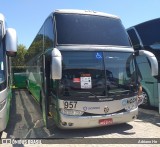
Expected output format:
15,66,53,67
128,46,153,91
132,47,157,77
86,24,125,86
132,115,137,119
60,109,84,116
0,99,6,111
68,122,73,126
61,122,67,126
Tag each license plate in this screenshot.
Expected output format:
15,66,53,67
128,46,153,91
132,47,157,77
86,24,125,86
99,118,113,125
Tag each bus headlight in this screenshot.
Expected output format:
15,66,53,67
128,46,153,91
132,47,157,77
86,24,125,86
0,99,6,111
60,109,84,116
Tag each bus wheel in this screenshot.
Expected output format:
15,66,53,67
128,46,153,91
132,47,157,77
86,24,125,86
141,90,150,107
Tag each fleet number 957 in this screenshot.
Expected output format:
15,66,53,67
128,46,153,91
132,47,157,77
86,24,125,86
64,101,77,109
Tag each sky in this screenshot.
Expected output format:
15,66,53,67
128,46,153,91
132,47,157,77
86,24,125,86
0,0,160,49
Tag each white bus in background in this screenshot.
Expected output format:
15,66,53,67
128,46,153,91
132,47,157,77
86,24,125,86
26,9,158,129
0,13,17,132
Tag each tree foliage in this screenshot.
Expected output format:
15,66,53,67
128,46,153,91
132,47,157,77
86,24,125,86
12,44,27,66
24,34,43,64
12,34,53,67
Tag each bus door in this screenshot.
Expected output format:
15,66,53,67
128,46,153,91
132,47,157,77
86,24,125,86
38,54,49,128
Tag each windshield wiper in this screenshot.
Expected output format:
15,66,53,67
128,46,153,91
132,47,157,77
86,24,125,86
76,92,114,101
108,90,131,98
108,90,130,94
77,92,113,100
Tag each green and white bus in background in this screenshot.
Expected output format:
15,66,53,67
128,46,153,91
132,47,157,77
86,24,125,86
0,13,17,132
127,18,160,109
26,9,158,129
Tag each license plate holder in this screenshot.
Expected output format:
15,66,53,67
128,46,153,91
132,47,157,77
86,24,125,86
99,118,113,125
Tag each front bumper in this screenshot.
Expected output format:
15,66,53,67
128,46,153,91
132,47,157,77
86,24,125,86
58,107,138,129
0,99,8,132
0,88,9,132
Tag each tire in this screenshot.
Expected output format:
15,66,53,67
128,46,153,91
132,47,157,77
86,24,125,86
141,89,150,107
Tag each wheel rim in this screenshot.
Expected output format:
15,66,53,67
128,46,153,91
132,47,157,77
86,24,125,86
142,91,149,105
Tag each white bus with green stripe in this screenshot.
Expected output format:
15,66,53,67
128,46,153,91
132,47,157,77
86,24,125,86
0,13,17,132
26,9,158,129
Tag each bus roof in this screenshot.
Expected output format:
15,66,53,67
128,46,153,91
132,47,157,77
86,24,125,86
127,18,160,30
54,9,119,19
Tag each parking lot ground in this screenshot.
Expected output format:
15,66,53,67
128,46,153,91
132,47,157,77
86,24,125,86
0,89,160,146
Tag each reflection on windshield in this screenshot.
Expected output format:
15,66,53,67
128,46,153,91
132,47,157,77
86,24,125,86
0,43,5,83
104,52,136,96
136,19,160,46
150,42,160,50
55,13,130,46
60,51,137,99
0,23,2,40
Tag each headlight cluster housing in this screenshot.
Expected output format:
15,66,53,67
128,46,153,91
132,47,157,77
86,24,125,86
122,97,137,111
60,108,84,116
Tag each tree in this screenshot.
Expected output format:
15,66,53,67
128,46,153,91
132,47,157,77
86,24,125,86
12,44,27,66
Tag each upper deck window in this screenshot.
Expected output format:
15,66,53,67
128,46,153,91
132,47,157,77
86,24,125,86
55,13,130,46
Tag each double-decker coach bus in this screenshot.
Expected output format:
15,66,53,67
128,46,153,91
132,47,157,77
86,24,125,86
26,9,158,129
127,18,160,108
0,13,17,132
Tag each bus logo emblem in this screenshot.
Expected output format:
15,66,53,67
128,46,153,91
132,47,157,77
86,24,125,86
104,106,109,114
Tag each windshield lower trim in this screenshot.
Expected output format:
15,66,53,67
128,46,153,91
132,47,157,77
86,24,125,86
59,92,137,102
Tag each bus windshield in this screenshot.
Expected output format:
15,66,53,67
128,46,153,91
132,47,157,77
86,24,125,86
60,51,136,100
55,13,130,46
136,19,160,47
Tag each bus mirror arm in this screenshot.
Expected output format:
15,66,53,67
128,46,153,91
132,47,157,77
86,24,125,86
51,48,62,80
135,50,158,76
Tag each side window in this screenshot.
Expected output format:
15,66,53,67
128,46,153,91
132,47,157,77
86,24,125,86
127,28,140,50
26,26,44,63
0,43,5,83
44,17,54,50
36,56,43,85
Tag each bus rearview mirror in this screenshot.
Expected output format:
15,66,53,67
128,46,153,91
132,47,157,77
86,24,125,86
5,28,17,57
51,48,62,80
